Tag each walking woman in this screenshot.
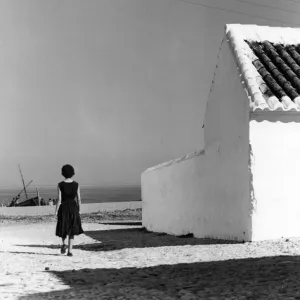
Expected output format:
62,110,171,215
55,164,84,256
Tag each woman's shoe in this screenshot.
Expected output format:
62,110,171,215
67,252,73,257
60,244,67,254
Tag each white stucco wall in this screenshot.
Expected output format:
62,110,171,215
250,114,300,240
142,36,252,241
142,150,206,236
195,37,251,241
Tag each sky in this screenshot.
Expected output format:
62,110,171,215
0,0,299,187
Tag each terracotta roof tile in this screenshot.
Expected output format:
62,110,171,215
226,24,300,112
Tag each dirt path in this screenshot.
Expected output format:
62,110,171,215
1,222,300,299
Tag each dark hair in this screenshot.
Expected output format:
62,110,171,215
61,164,75,178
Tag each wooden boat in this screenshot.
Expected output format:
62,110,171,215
7,164,42,207
15,196,40,207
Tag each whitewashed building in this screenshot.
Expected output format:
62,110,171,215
142,24,300,241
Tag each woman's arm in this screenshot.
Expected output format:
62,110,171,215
55,185,61,216
77,185,81,212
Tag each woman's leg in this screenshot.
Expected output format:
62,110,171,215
61,236,67,254
68,235,74,255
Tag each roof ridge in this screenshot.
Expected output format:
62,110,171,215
226,24,300,112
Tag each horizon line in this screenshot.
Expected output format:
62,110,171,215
0,184,141,189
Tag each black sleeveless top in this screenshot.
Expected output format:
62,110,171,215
58,181,79,202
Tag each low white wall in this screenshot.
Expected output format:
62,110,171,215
142,150,206,236
142,144,251,241
250,116,300,241
0,201,141,216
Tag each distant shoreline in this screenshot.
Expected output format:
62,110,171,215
0,185,141,205
0,184,141,189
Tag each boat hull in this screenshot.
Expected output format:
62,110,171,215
15,197,40,207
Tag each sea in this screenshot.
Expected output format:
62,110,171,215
0,185,141,206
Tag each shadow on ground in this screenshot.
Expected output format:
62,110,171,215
18,255,300,299
16,225,243,252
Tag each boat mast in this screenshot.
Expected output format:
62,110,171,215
16,180,33,198
18,164,28,200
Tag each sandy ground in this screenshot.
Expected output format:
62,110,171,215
1,221,300,299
